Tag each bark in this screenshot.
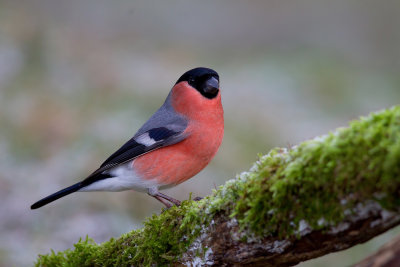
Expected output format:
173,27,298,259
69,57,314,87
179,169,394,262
179,202,400,266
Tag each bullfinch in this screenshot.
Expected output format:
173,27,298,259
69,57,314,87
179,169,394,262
31,67,224,209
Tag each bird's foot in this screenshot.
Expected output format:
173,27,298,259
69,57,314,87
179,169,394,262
148,189,181,208
153,195,174,209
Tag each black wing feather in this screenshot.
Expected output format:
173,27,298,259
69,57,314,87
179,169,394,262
100,139,144,168
148,127,177,141
86,127,183,179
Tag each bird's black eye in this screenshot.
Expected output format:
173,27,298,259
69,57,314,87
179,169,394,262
175,67,220,99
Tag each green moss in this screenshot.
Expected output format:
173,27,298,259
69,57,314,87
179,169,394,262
234,106,400,236
36,200,206,267
35,106,400,266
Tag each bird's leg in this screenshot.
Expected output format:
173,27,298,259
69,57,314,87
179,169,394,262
152,194,173,208
148,188,181,208
156,191,181,206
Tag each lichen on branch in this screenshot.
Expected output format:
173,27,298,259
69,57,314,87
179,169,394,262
35,106,400,267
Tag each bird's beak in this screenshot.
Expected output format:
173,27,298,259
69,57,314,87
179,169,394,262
203,77,219,95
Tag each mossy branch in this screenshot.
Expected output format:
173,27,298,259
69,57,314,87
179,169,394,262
35,106,400,266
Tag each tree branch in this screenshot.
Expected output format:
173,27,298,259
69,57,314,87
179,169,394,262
35,106,400,266
179,201,400,266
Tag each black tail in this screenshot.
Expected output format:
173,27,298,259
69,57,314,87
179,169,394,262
31,182,83,209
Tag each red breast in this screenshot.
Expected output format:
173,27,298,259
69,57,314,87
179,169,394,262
132,82,224,186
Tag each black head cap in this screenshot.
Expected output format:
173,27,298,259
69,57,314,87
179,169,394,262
176,67,220,99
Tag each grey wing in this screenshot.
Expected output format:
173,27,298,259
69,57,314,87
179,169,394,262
135,91,187,135
81,125,188,187
102,126,187,169
86,95,188,180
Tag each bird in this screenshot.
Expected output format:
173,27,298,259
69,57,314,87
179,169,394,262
31,67,224,209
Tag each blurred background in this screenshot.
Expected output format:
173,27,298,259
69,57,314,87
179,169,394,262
0,0,399,266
